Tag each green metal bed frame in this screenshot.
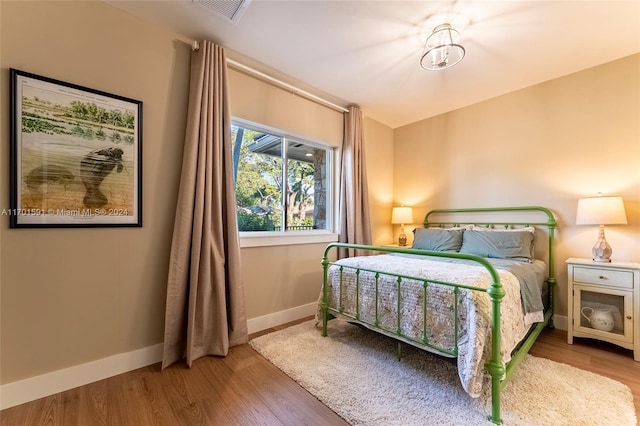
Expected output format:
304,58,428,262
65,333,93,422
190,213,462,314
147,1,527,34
320,206,557,425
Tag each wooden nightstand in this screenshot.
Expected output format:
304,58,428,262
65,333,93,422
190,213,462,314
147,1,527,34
566,258,640,361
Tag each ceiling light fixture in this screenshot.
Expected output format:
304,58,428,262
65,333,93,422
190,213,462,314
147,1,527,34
420,23,465,71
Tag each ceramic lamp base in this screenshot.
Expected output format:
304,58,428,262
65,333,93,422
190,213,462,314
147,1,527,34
592,225,612,263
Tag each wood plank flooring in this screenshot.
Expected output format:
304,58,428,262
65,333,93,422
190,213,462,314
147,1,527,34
2,319,638,425
529,328,640,425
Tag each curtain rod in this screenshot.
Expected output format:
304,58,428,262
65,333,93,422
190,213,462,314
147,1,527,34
192,40,349,113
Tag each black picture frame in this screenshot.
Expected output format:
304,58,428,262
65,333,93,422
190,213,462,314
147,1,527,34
9,69,142,228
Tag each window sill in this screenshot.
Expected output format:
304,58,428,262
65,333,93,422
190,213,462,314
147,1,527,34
239,231,339,248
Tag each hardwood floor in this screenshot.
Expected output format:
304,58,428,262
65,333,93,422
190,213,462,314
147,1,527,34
529,328,640,425
2,319,639,425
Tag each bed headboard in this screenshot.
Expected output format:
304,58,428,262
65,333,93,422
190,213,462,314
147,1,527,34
423,206,557,281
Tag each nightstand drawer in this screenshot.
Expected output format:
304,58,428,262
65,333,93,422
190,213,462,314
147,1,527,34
573,266,634,289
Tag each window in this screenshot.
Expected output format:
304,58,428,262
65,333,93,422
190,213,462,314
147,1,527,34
232,123,333,236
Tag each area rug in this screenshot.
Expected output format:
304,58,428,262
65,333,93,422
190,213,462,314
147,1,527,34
250,320,636,426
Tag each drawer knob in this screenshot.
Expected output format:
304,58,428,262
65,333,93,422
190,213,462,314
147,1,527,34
627,315,632,320
598,276,607,280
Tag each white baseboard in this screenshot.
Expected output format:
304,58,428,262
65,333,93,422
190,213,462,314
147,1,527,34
0,302,317,410
553,314,568,331
1,304,557,411
247,301,317,334
0,343,163,410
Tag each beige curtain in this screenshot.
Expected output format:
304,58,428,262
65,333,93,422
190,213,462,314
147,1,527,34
162,40,247,369
338,105,372,258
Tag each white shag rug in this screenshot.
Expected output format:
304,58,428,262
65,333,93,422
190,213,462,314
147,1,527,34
250,320,637,426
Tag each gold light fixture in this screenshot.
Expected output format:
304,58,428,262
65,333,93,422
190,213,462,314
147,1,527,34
576,195,627,262
391,206,414,246
420,23,465,71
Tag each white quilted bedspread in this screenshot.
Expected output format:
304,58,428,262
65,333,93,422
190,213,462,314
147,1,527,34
321,254,535,398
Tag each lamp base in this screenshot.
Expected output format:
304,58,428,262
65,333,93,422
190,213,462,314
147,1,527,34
591,226,612,263
398,223,408,246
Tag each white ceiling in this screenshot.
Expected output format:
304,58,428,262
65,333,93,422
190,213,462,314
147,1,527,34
110,1,640,129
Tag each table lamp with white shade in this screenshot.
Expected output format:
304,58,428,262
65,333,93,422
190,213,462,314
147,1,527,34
391,206,413,246
576,195,627,262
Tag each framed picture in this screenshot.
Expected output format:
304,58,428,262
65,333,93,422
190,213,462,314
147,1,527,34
9,69,142,228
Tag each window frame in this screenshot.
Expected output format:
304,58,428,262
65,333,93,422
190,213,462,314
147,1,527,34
231,118,339,247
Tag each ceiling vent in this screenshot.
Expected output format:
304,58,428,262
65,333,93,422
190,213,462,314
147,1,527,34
193,0,251,24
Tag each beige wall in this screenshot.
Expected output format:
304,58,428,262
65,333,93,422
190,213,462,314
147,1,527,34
0,1,395,385
241,243,327,318
394,54,640,317
365,117,395,245
0,1,191,383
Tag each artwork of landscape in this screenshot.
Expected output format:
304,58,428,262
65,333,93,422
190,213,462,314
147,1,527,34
11,72,141,226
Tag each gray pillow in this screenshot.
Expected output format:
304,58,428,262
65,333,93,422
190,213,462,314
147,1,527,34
459,229,534,262
412,228,464,252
